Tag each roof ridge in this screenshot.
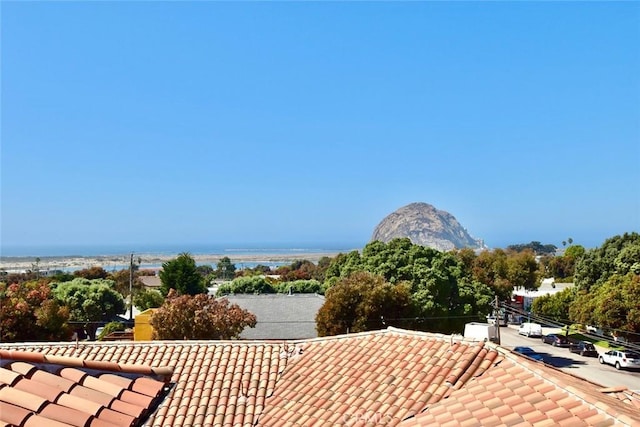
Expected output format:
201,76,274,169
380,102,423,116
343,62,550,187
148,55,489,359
286,327,480,346
0,349,173,381
0,340,288,347
224,293,325,298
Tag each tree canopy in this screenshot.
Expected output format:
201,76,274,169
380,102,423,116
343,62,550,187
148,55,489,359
159,252,207,296
506,241,557,255
215,256,237,280
531,287,575,324
316,271,412,336
74,266,109,280
51,278,126,340
0,280,71,342
216,276,276,295
320,239,494,334
133,289,165,310
574,232,640,291
108,268,144,299
216,276,325,296
570,272,640,335
150,290,256,340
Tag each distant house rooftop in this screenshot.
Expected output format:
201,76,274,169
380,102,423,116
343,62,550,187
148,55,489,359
224,293,325,340
139,276,161,289
513,280,574,299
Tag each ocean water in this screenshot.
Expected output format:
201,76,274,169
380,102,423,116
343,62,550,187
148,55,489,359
0,242,362,258
0,242,363,273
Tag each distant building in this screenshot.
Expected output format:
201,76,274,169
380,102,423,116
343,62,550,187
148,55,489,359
139,275,161,290
512,278,574,311
224,293,325,340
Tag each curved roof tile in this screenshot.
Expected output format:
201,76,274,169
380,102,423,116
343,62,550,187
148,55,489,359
1,328,639,426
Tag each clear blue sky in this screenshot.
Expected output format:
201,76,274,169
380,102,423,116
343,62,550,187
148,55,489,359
1,1,639,253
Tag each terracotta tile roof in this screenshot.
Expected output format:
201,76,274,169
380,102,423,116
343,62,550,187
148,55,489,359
258,329,500,426
0,350,171,427
399,347,640,427
1,341,289,427
1,328,639,427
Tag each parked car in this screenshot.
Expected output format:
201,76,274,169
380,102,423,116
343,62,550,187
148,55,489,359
518,322,543,338
513,346,544,362
486,314,507,327
569,341,598,357
541,334,570,347
598,350,640,370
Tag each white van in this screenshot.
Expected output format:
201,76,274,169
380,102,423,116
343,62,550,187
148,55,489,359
464,322,498,343
518,322,543,338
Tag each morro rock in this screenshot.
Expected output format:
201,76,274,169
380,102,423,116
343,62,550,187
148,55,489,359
371,202,485,251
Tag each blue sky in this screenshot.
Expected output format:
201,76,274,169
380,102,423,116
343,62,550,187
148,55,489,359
1,1,639,254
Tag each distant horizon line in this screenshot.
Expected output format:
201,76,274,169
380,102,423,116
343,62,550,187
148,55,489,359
0,242,366,258
0,234,615,258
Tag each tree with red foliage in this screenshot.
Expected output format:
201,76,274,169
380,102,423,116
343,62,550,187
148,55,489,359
0,280,71,342
150,289,257,340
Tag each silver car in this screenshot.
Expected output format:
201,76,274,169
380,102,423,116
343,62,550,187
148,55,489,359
598,350,640,370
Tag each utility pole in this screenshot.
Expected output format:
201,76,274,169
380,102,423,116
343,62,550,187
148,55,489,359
129,253,134,321
494,295,501,345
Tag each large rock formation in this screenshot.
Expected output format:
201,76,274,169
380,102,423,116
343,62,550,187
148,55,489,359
371,202,485,251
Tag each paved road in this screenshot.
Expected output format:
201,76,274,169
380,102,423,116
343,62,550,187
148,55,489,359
499,326,640,391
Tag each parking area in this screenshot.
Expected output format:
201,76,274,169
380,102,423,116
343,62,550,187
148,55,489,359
499,325,640,391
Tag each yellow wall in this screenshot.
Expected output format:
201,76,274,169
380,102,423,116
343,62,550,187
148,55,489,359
134,308,156,341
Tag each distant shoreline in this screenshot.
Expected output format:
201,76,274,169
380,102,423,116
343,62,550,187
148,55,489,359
0,251,348,272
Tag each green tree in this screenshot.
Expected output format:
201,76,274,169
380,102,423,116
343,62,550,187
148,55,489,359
564,245,586,259
314,256,333,282
108,268,144,299
74,266,109,280
471,249,511,300
539,245,585,281
532,287,575,323
133,289,165,310
239,264,273,277
315,272,412,336
453,248,477,277
276,280,326,295
321,239,494,334
150,289,257,340
216,276,276,296
0,280,71,342
196,265,215,277
215,256,237,280
324,250,363,281
51,271,75,283
574,232,640,290
410,252,493,333
507,241,557,255
97,321,126,340
570,272,640,334
52,278,126,340
159,252,206,296
506,250,539,291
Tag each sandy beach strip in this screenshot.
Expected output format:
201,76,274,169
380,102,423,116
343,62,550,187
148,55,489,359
0,251,349,272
